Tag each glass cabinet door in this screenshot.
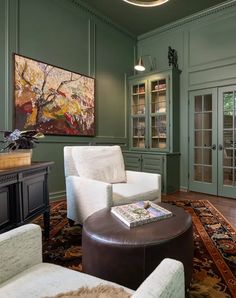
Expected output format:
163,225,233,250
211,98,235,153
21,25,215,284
150,78,167,149
131,82,146,149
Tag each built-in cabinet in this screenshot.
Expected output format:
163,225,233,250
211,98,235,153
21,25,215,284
123,151,180,194
124,68,181,194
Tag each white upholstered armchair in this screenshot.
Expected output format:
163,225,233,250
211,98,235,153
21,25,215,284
0,224,185,298
64,145,161,224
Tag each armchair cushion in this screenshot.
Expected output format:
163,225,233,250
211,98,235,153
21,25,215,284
72,146,126,184
0,263,133,298
48,284,131,298
112,184,158,206
112,170,161,206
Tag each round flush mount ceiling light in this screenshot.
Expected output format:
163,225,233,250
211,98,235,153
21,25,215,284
122,0,169,7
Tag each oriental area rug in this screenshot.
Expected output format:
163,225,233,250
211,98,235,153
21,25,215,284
33,200,236,298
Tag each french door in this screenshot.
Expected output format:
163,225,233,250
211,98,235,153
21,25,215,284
189,86,236,198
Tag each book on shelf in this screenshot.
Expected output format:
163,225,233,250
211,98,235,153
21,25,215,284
111,201,172,228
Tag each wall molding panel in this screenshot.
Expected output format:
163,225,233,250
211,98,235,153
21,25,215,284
4,0,10,129
88,19,96,78
188,13,236,70
69,0,135,39
139,0,236,40
189,64,236,90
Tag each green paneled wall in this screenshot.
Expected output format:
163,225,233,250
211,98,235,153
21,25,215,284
19,0,89,74
137,1,236,191
0,0,135,199
0,1,6,129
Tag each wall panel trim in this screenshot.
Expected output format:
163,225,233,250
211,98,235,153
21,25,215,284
39,137,127,144
4,0,9,129
49,190,66,200
88,19,96,78
189,63,236,88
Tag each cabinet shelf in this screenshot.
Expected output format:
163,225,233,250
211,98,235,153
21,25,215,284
132,113,146,117
132,92,145,96
151,89,166,93
152,136,167,139
133,136,145,138
131,114,145,118
151,112,167,116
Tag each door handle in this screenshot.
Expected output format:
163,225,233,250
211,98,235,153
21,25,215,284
218,144,224,151
211,144,216,150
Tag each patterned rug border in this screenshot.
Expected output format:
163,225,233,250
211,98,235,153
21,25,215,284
184,202,236,296
203,200,236,239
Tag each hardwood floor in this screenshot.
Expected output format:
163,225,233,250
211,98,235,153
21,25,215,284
162,191,236,228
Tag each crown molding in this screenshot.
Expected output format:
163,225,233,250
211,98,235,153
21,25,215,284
68,0,136,40
138,0,236,40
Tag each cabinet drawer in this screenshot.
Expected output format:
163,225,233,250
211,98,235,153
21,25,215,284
22,175,46,220
123,153,141,171
0,186,16,230
142,155,163,174
0,187,10,228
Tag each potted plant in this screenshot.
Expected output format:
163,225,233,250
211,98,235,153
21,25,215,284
0,129,44,170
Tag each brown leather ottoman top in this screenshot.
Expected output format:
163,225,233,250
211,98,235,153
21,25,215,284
82,202,193,290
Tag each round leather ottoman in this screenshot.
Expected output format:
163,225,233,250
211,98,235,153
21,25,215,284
82,202,193,290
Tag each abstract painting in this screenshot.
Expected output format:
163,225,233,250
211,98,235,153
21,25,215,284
14,54,95,136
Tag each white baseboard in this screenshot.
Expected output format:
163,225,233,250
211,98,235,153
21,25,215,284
49,190,66,201
180,187,188,192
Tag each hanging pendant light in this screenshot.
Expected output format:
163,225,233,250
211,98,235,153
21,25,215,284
134,55,156,72
134,57,145,71
122,0,169,7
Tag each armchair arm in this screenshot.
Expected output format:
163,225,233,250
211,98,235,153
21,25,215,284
0,224,42,285
126,170,161,200
132,258,185,298
66,176,113,223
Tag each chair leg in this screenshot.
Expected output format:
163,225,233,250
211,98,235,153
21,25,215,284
68,218,75,227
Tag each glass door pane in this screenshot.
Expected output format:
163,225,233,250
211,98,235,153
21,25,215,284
222,91,235,186
151,115,167,149
150,78,167,149
132,84,146,116
193,94,213,183
131,82,146,149
132,117,145,148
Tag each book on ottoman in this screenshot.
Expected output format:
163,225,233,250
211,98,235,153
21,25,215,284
111,201,172,228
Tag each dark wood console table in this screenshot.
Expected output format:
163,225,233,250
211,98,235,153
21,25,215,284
0,161,53,237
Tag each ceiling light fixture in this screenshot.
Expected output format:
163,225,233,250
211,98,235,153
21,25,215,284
134,57,145,71
122,0,169,8
134,55,156,72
